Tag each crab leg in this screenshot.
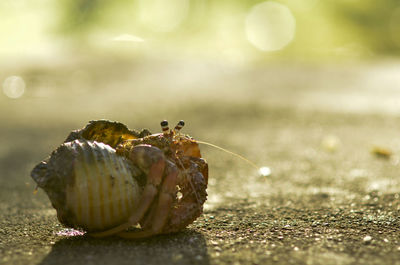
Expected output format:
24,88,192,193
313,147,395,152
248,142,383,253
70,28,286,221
117,162,178,238
89,146,166,238
162,159,208,233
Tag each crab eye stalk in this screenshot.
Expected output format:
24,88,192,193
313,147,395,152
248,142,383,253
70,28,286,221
174,120,185,133
160,120,169,133
161,120,169,132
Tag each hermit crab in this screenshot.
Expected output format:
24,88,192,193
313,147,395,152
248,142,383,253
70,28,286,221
31,120,208,238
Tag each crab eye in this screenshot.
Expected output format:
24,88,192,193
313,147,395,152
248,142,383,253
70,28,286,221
160,120,169,132
174,120,185,132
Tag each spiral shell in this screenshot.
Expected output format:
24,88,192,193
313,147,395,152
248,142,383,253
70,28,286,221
31,140,144,232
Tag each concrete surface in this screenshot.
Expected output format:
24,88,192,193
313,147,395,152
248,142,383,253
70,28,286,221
1,59,400,264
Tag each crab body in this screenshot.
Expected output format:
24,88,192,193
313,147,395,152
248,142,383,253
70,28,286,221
31,120,208,238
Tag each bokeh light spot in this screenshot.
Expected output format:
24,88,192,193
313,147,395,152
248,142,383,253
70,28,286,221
245,1,296,51
259,166,271,177
3,76,25,99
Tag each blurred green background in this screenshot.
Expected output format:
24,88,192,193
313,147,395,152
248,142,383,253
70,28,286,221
1,0,400,61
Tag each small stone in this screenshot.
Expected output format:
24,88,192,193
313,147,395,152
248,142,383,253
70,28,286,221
363,235,372,243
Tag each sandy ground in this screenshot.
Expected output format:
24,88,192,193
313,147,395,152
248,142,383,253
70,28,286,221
1,59,400,265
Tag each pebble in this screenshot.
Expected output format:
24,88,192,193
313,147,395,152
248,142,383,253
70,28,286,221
363,235,372,243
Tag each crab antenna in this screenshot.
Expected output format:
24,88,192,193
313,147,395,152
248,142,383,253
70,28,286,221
196,140,259,170
160,120,169,133
174,120,185,133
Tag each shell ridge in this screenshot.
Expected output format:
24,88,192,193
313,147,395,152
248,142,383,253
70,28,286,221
89,141,107,230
